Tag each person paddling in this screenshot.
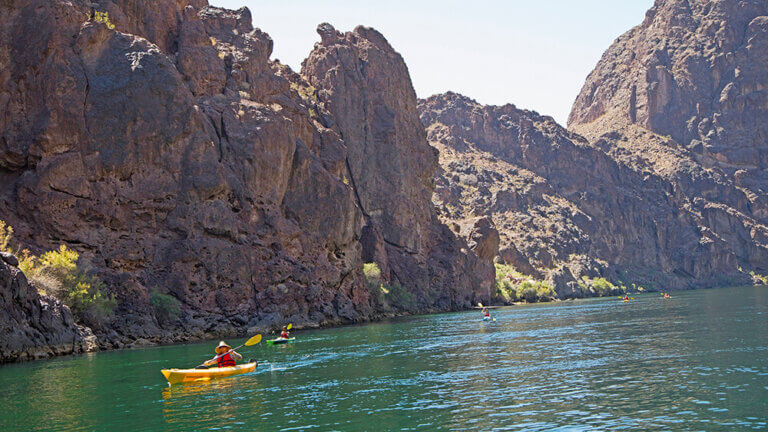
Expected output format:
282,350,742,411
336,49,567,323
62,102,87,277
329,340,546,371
663,293,670,299
279,325,290,340
204,341,242,368
482,307,491,319
623,295,630,301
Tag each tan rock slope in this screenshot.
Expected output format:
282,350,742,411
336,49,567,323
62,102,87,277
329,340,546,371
0,0,490,361
420,0,768,297
420,92,757,298
569,0,768,273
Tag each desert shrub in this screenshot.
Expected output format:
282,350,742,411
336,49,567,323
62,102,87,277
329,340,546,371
579,276,624,297
519,280,554,302
383,281,416,310
591,277,615,296
750,271,768,285
363,262,381,283
151,288,181,324
519,281,539,302
362,262,385,304
494,263,522,302
0,220,12,252
362,262,416,309
0,221,115,325
67,273,116,327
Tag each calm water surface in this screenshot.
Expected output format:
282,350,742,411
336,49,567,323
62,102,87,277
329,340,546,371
1,286,767,431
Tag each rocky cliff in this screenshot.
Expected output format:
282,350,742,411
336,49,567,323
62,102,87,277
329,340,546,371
570,0,768,192
568,0,768,275
419,92,757,297
0,252,96,363
0,0,490,361
419,0,768,296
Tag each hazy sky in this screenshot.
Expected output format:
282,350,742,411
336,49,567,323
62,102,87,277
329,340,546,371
210,0,654,125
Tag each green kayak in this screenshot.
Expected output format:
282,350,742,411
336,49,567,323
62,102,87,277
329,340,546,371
266,337,296,345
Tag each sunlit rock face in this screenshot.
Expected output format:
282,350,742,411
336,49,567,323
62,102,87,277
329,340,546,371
420,92,757,296
569,0,768,190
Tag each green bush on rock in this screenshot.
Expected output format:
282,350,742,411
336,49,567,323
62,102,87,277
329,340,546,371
0,220,115,326
150,288,181,324
362,262,416,310
493,262,554,303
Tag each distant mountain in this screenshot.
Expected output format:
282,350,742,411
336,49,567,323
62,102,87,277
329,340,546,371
419,0,768,300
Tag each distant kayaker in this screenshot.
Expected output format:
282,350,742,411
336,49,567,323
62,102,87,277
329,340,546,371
664,293,670,299
204,341,242,368
482,307,491,318
280,326,290,339
623,295,630,301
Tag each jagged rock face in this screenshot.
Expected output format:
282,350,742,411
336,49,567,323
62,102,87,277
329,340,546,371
420,92,756,294
303,25,489,309
0,253,96,363
567,0,768,277
0,1,490,360
0,0,369,346
569,0,768,191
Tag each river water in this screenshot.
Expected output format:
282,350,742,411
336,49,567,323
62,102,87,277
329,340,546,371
1,286,767,431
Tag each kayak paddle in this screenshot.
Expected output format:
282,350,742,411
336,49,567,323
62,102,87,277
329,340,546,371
199,334,262,368
287,323,293,330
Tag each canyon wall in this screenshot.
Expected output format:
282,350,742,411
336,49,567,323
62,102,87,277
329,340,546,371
0,0,490,361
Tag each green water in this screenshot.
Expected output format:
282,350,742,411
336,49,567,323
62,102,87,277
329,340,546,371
1,286,767,431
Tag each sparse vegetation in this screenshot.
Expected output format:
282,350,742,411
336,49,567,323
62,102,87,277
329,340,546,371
493,262,554,303
0,220,115,326
0,220,12,252
750,271,768,285
578,276,627,297
363,262,416,310
519,279,555,302
150,288,181,324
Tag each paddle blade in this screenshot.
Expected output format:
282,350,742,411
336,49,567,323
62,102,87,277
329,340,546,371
478,302,483,308
287,323,293,330
245,334,262,346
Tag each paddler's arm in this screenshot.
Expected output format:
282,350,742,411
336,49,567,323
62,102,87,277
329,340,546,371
230,351,243,361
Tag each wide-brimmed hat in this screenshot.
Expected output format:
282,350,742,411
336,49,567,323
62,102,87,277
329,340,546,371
215,341,231,353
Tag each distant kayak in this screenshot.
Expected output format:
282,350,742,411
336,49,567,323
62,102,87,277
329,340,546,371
161,362,257,385
267,337,296,345
482,316,496,322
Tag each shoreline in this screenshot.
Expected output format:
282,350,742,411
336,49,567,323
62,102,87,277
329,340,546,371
3,284,763,366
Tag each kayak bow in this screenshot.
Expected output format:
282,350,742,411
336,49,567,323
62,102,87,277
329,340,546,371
161,362,257,385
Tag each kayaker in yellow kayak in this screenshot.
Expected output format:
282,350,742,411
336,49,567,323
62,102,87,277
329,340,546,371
204,341,242,367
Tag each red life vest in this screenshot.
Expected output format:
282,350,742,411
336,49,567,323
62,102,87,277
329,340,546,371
217,352,236,367
280,331,289,339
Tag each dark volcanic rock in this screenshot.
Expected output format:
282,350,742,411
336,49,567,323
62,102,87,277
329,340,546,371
303,25,491,310
0,255,96,363
0,1,491,361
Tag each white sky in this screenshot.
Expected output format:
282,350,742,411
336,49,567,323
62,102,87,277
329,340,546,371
210,0,654,125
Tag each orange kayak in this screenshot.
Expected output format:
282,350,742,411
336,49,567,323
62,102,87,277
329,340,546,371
161,362,257,385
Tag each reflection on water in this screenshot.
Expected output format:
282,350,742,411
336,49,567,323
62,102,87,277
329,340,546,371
0,286,767,431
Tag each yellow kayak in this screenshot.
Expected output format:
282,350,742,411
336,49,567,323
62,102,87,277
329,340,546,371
161,362,257,385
